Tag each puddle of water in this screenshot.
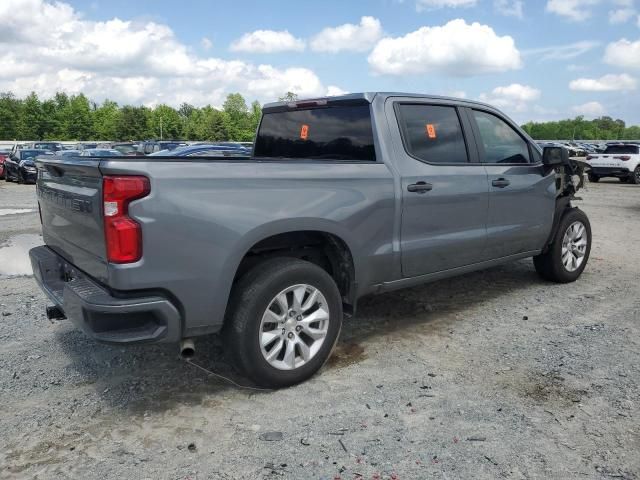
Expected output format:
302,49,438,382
0,209,35,216
0,234,43,276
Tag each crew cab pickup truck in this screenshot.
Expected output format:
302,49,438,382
29,93,591,388
586,144,640,184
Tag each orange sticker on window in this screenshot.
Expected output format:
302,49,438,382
300,124,309,140
426,124,437,139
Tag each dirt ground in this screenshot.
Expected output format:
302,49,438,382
0,179,638,480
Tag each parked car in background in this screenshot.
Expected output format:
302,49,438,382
30,92,590,388
137,140,187,155
5,149,53,183
101,142,139,155
0,148,10,179
58,150,82,157
28,142,64,152
76,143,98,151
79,149,121,157
148,144,251,158
586,144,640,184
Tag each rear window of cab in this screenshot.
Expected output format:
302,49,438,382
254,105,376,161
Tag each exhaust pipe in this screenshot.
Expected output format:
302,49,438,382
179,338,195,359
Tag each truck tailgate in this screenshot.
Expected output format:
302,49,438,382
35,156,108,282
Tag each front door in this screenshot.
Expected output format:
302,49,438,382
386,100,490,278
467,108,556,258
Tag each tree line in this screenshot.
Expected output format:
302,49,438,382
1,90,639,141
521,116,640,141
0,91,263,142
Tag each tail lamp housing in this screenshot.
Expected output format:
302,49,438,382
103,175,150,263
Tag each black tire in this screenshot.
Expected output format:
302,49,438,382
223,257,343,388
631,166,640,185
588,172,599,183
17,171,23,184
534,208,591,283
5,172,13,182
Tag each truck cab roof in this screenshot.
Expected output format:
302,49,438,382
263,92,495,112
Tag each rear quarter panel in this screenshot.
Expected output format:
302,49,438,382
99,159,395,335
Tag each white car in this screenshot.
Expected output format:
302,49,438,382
586,144,640,184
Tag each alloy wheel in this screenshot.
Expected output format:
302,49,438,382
259,284,330,370
561,221,588,272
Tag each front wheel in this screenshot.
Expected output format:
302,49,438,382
588,172,599,183
223,258,343,388
534,208,591,283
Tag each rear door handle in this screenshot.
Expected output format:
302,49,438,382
407,181,433,193
491,178,510,188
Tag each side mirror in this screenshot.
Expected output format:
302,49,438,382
542,146,569,166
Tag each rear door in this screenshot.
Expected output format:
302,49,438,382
466,108,555,259
385,99,490,277
35,157,108,282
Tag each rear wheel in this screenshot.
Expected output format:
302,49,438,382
223,258,342,388
588,172,599,183
534,208,591,283
631,166,640,185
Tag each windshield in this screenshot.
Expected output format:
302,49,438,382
254,105,376,161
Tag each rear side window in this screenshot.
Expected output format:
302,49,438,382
472,110,530,164
254,105,376,161
396,104,468,164
604,145,639,154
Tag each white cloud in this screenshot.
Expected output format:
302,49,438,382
604,38,640,69
569,73,637,91
546,0,600,21
494,0,524,18
368,19,521,76
416,0,477,10
448,90,467,98
479,83,541,113
609,7,636,23
230,29,305,53
0,0,342,106
310,16,382,53
571,101,606,117
200,37,213,50
326,85,350,96
523,40,600,60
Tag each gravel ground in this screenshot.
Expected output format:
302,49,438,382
0,179,638,480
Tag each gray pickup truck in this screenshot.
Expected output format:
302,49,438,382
30,92,591,387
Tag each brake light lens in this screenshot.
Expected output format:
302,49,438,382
586,155,595,160
614,155,631,161
103,175,150,263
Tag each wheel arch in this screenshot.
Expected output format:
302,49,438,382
222,220,360,320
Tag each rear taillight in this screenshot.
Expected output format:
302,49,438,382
614,155,631,161
103,175,150,263
586,155,595,160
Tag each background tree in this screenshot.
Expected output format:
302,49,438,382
18,92,44,139
1,90,638,142
62,94,93,140
150,104,182,139
0,92,21,139
93,100,120,140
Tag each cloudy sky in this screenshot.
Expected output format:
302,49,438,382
1,0,639,124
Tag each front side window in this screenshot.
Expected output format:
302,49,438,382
472,110,530,164
397,104,468,164
254,105,376,161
